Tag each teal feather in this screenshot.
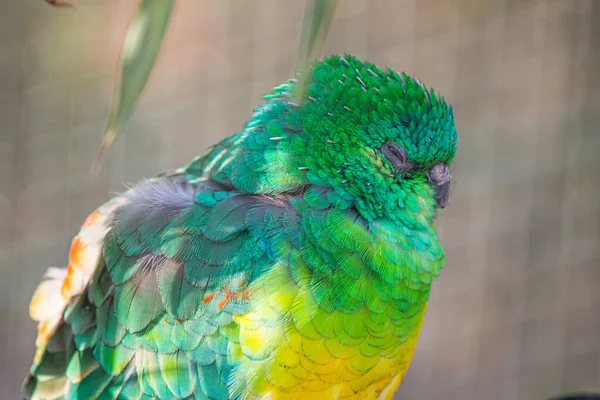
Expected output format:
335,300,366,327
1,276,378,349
187,341,216,366
143,351,171,399
171,325,201,353
157,258,204,320
66,349,97,383
198,362,229,400
118,375,142,400
136,351,155,397
158,351,195,398
98,300,126,347
104,236,140,285
65,365,112,399
94,342,133,375
96,364,137,400
73,328,97,352
114,271,163,333
64,296,94,336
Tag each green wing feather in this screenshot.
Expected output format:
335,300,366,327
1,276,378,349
24,167,302,399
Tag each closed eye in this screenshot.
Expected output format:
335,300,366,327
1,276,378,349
380,141,412,172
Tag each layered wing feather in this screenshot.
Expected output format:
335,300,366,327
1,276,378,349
24,174,300,400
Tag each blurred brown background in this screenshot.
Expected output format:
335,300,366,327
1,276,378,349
1,0,599,399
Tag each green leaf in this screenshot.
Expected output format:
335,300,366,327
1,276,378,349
293,0,338,103
93,0,175,172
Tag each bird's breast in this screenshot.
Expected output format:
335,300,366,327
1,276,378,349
231,259,429,399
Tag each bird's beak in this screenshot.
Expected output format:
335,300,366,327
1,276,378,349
434,179,451,208
428,163,451,209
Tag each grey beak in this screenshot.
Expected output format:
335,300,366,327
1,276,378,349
428,163,451,209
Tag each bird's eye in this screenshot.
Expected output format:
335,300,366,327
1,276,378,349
381,141,411,172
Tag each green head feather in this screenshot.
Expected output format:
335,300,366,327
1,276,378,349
300,55,457,166
292,55,457,221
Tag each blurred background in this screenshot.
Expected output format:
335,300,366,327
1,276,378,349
0,0,599,398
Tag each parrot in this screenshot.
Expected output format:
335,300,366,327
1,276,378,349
23,54,458,400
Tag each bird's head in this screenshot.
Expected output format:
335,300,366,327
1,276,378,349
290,55,458,222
